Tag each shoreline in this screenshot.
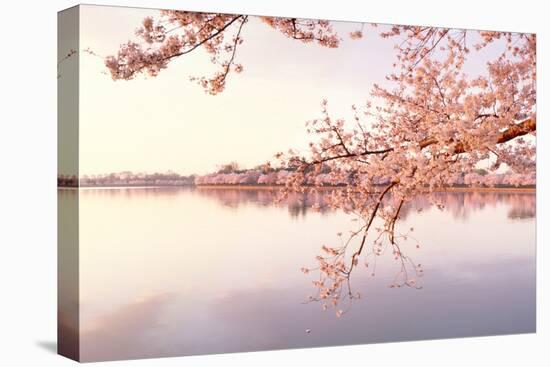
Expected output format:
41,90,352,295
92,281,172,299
196,185,536,193
432,186,535,193
66,185,536,193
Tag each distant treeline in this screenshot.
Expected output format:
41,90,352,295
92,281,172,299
58,167,536,188
77,172,195,187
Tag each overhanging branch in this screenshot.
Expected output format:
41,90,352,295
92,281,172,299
302,117,536,167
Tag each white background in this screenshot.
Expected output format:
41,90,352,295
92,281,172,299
0,0,547,366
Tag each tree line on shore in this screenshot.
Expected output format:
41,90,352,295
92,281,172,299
59,165,535,188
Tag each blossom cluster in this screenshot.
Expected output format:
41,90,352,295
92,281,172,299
105,11,339,94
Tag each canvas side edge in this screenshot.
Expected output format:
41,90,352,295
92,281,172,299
57,5,80,362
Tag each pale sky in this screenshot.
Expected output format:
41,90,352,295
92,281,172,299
75,4,504,176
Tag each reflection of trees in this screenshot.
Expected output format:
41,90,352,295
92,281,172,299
399,192,536,221
507,206,536,220
192,187,535,316
194,187,336,218
79,188,535,241
79,187,189,198
192,187,535,222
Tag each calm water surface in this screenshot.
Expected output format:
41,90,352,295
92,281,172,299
59,188,536,361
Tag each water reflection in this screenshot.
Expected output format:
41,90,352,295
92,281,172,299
67,187,535,361
193,187,330,218
188,187,536,221
79,187,536,221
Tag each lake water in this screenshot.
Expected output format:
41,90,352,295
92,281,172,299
59,187,536,362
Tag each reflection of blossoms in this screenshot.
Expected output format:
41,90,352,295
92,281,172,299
399,191,536,221
193,187,535,317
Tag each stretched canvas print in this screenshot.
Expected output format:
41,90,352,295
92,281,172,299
58,4,536,362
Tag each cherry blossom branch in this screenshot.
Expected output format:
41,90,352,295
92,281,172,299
162,15,244,61
349,182,397,271
105,11,339,94
294,117,535,172
105,14,247,94
419,117,536,154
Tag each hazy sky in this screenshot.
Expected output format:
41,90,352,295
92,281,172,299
76,5,503,176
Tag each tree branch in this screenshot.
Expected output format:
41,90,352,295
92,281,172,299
301,117,535,168
418,117,536,154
